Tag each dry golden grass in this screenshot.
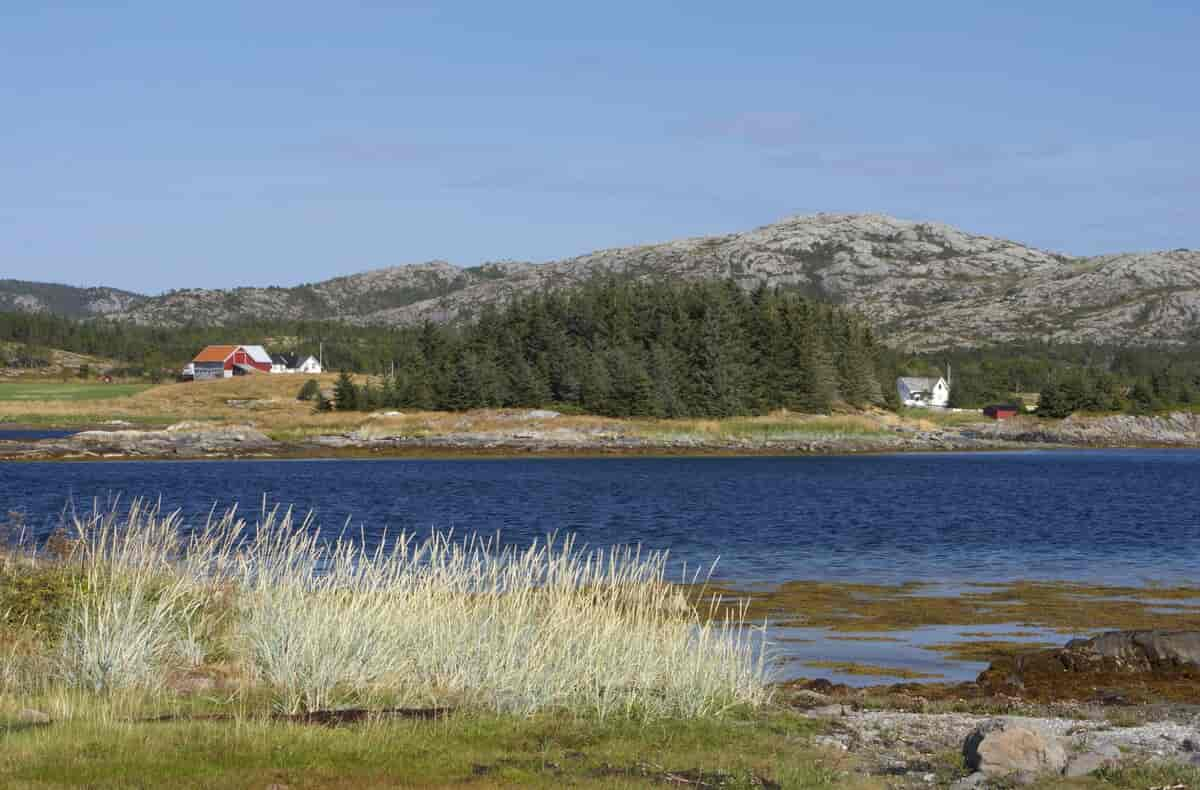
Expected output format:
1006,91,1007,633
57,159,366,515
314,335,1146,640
1,374,991,445
0,373,350,429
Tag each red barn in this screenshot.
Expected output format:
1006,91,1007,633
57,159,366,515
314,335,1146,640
983,404,1020,420
191,345,272,380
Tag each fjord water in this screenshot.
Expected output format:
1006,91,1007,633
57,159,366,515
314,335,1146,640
3,450,1198,586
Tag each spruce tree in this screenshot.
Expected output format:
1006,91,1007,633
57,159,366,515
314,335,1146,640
333,371,358,411
579,350,612,415
1036,380,1071,418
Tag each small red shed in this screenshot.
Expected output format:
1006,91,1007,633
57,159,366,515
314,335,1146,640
983,404,1020,420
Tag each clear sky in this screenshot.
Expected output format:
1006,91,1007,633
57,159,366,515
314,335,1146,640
2,1,1197,293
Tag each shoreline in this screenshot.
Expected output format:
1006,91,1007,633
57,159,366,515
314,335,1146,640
7,416,1200,462
3,431,1199,463
4,376,1199,462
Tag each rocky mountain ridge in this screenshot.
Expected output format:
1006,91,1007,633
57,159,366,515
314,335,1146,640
0,279,143,318
4,214,1198,349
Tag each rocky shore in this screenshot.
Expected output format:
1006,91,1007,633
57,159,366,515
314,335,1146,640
786,630,1200,787
0,419,1027,460
1,410,1198,461
981,411,1200,447
798,705,1198,788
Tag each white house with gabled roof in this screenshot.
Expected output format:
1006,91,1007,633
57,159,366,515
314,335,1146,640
896,376,950,408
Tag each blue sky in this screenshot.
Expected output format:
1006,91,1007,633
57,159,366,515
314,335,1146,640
2,1,1197,293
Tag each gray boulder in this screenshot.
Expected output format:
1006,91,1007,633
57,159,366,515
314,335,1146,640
1065,630,1200,671
963,719,1068,778
17,708,50,724
1063,744,1121,777
948,774,989,790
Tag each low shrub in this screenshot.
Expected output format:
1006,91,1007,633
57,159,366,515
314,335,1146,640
296,379,320,401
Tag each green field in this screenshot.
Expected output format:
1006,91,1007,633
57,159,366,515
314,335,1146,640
0,383,149,402
0,710,856,790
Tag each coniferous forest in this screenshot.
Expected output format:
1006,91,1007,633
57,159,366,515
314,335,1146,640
338,280,887,417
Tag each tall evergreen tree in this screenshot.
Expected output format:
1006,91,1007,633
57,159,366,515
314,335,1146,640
333,371,358,411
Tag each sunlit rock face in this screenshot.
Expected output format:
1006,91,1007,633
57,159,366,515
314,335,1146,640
8,213,1199,349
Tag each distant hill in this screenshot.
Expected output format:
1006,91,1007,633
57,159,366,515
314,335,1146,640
0,279,144,319
4,214,1198,350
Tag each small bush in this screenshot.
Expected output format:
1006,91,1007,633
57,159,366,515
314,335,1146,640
296,379,320,401
0,562,77,641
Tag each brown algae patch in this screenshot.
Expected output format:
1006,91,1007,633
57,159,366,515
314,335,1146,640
710,580,1200,634
800,661,944,680
924,640,1059,663
695,580,1200,676
956,631,1044,639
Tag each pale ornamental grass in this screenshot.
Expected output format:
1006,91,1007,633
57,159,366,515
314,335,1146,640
47,500,772,718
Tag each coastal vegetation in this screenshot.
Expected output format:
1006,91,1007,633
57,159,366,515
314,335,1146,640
0,711,852,789
0,501,813,786
4,504,1200,787
0,369,910,440
1,500,768,718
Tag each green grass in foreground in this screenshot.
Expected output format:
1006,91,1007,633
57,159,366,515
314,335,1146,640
0,711,860,790
0,382,150,402
4,712,1196,790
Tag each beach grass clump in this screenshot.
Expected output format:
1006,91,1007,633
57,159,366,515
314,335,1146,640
226,512,771,718
54,503,204,693
3,499,771,721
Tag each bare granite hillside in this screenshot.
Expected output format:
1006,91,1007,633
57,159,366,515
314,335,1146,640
0,279,144,318
5,214,1198,349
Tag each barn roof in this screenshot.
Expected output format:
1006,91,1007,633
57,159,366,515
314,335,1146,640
241,345,273,365
193,345,239,363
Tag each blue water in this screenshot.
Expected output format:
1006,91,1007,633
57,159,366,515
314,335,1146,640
2,450,1198,586
0,428,77,441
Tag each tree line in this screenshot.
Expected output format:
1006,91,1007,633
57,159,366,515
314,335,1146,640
323,280,887,417
886,344,1200,414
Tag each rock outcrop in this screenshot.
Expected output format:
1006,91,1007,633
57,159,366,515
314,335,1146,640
979,630,1200,702
1074,630,1200,671
992,412,1200,446
68,422,277,456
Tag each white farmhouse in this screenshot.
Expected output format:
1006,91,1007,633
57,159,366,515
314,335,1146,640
896,376,950,408
295,355,322,374
269,352,323,374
